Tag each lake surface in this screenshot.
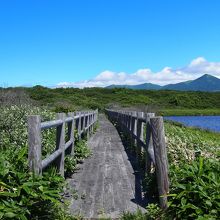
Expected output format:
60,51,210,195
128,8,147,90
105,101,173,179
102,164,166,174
164,116,220,133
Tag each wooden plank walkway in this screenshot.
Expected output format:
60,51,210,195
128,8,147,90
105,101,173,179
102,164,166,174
68,114,146,219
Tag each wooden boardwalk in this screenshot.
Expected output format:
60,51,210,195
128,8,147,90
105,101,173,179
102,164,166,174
68,114,146,219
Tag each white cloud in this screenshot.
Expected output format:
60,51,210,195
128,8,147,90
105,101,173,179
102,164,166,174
95,71,116,81
57,57,220,88
189,57,207,67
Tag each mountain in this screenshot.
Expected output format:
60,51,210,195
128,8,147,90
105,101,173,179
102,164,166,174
105,74,220,92
106,83,162,90
163,74,220,91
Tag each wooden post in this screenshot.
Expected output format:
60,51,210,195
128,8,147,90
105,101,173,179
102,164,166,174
90,113,93,133
145,113,155,173
90,112,93,132
129,112,132,134
75,111,79,137
56,113,65,177
128,112,133,149
87,112,90,139
126,112,130,129
92,112,95,132
137,112,144,141
127,112,131,132
91,112,94,133
82,112,86,135
80,112,83,136
67,112,75,155
133,111,137,148
87,112,91,135
84,112,87,134
28,115,42,175
130,111,137,154
150,116,169,209
136,112,143,162
140,112,144,140
78,112,82,140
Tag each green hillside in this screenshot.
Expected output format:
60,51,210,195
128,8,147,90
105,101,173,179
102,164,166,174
1,86,220,115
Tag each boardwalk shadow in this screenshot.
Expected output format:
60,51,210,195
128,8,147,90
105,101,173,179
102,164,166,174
109,121,150,209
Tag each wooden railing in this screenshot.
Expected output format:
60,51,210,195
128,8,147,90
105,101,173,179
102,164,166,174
27,110,98,176
105,109,169,209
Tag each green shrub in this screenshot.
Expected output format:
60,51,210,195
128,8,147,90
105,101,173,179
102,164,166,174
74,140,91,161
0,105,92,219
0,151,64,219
164,122,220,219
0,105,54,150
168,157,220,219
53,101,76,113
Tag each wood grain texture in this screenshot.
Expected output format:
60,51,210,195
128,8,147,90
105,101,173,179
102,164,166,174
78,112,82,140
67,112,75,155
145,113,155,173
28,115,42,175
106,110,169,210
132,111,137,153
68,114,145,218
56,113,65,177
40,119,63,130
150,116,169,209
28,110,97,176
136,112,144,163
82,112,86,134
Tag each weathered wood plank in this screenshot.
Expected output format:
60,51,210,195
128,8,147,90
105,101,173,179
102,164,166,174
42,148,62,170
78,112,82,140
41,119,63,130
136,112,144,163
131,111,137,153
145,113,155,173
28,115,42,175
28,110,97,177
150,116,169,209
67,112,75,155
68,114,143,218
56,113,65,177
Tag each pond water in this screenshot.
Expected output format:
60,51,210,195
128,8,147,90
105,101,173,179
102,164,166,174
164,116,220,133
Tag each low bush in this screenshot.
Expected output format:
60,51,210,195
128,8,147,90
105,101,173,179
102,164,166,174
0,105,92,219
168,157,220,219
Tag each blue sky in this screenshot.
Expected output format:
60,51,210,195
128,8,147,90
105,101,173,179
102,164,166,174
0,0,220,87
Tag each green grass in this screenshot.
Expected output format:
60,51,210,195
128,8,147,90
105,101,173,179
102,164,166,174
165,121,220,165
160,108,220,116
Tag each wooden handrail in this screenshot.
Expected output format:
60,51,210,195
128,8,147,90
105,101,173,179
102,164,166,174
28,109,98,176
105,109,169,209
